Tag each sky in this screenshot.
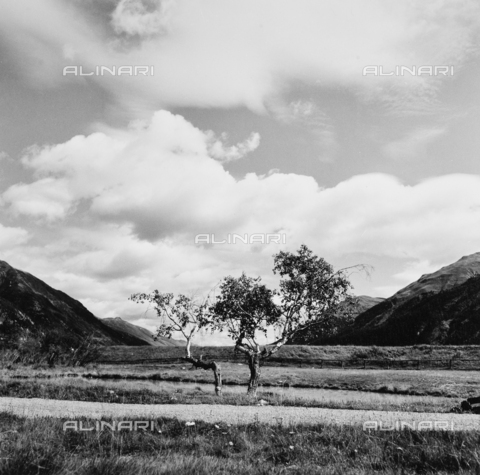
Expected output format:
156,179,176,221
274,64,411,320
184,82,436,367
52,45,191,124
1,0,480,344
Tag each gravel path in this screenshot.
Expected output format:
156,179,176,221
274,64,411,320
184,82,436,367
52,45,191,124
1,397,479,431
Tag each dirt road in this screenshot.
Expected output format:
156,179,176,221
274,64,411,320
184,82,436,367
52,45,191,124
1,397,479,431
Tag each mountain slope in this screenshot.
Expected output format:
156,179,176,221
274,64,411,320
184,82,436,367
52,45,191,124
291,294,384,344
102,317,185,347
0,260,148,346
389,253,480,302
333,252,480,345
354,296,385,314
336,275,480,345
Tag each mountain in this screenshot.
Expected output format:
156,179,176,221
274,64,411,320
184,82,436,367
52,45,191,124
354,295,385,314
336,275,480,345
0,260,148,347
332,252,480,345
102,317,185,347
291,294,384,344
386,253,480,302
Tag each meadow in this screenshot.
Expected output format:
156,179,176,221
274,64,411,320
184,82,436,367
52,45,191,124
3,345,480,474
97,344,480,369
4,361,480,398
2,412,480,474
0,374,459,413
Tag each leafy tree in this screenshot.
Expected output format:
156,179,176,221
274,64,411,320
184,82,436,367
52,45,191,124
208,273,278,394
130,291,222,395
208,245,362,395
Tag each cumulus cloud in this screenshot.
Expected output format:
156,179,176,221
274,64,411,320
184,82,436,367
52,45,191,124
3,178,74,222
3,110,480,264
6,112,253,238
2,110,480,339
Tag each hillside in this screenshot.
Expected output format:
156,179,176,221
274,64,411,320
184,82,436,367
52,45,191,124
354,296,385,314
0,260,148,347
335,275,480,345
330,253,480,345
390,253,480,301
291,294,383,344
102,317,185,347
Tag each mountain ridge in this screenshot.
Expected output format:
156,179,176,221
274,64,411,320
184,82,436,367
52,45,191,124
389,252,480,302
330,252,480,345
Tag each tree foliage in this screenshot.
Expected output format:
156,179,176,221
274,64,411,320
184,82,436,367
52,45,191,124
209,244,357,358
129,291,210,355
208,273,279,348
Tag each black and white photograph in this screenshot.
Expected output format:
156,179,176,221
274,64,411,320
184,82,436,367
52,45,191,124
1,1,480,473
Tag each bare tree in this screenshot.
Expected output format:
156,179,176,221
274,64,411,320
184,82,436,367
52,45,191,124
130,291,222,396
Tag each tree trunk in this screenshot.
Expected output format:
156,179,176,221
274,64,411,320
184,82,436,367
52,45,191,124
211,361,222,396
184,356,222,396
47,350,58,368
185,338,192,359
247,353,261,396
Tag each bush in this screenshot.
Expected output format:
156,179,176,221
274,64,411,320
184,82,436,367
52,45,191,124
0,331,102,369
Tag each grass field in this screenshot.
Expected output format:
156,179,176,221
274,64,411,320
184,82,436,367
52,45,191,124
2,412,480,474
97,344,480,366
3,346,480,473
5,362,480,398
0,376,458,413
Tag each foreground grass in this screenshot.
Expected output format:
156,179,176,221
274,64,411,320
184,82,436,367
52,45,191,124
0,378,457,413
1,412,480,474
